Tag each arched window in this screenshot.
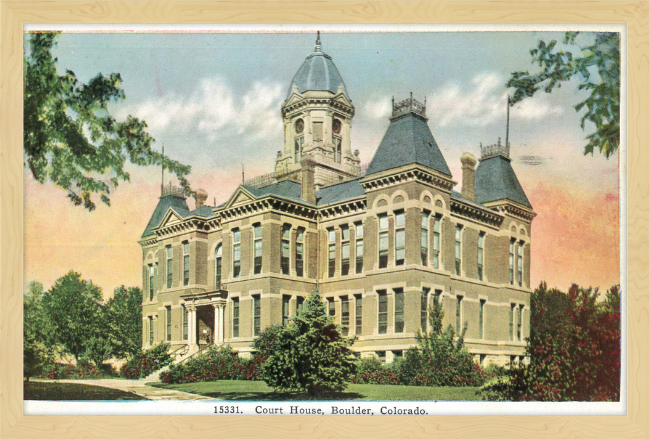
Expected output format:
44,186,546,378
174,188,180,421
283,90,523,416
215,244,222,290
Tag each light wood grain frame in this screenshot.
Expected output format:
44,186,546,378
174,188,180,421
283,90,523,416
1,2,647,439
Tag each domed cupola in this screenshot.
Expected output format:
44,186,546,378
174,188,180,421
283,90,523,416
276,32,359,189
285,32,350,100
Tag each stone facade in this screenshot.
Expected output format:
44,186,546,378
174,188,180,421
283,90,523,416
139,35,536,366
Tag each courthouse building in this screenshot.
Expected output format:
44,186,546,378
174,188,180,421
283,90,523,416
139,35,536,366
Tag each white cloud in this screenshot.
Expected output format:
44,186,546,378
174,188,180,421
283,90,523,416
362,97,392,120
428,72,563,127
115,78,284,141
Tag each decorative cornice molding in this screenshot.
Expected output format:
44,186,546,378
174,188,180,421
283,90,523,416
319,198,367,220
360,165,456,193
449,198,504,227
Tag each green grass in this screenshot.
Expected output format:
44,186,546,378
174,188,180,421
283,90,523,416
149,380,481,401
24,381,147,401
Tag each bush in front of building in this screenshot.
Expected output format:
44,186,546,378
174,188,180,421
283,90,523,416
37,358,117,380
481,283,621,401
160,346,262,384
120,343,172,379
261,290,356,397
351,369,401,385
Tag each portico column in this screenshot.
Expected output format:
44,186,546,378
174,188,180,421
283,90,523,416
218,304,225,345
188,304,197,348
213,303,220,346
212,299,226,346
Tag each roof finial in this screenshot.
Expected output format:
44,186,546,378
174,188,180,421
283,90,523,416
315,31,322,52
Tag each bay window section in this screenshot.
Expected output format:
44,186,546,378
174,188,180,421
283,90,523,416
395,210,405,266
253,223,262,275
341,225,350,276
378,214,389,269
232,228,241,278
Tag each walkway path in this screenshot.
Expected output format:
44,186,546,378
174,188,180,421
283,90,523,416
33,378,215,401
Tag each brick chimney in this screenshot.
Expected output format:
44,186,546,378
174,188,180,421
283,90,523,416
194,188,208,208
460,153,477,202
300,156,316,204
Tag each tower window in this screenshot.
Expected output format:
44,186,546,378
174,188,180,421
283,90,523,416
378,214,389,269
294,136,304,164
313,121,323,142
253,223,262,275
395,210,405,266
341,225,350,276
334,138,342,163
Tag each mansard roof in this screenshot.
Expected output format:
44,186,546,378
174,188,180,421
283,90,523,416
141,194,216,238
315,178,365,206
365,112,452,178
474,155,532,209
241,180,311,206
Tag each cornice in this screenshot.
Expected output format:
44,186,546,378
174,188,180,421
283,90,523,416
360,165,456,193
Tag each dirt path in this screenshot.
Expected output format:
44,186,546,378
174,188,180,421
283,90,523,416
33,378,215,401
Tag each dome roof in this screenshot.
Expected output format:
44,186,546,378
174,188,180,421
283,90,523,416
285,33,349,100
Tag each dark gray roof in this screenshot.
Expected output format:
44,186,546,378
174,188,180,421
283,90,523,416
286,47,349,100
141,195,190,238
450,190,503,215
190,204,217,218
365,113,452,177
242,180,311,205
474,155,532,208
316,178,365,205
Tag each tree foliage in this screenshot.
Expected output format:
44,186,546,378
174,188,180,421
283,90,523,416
105,285,143,359
507,32,620,158
24,32,192,211
24,281,59,380
261,290,356,396
481,283,621,401
41,271,105,361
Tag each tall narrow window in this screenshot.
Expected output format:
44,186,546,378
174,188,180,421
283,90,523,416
519,305,525,341
334,138,342,163
328,298,335,317
253,295,261,336
215,244,222,289
433,215,441,269
478,232,485,281
182,305,188,340
149,316,154,345
355,222,364,273
233,228,241,278
328,228,336,278
297,296,305,315
183,241,190,286
509,303,515,341
395,210,405,266
166,245,173,288
517,242,523,287
149,264,155,301
421,211,430,265
378,214,389,269
281,224,291,275
232,298,239,338
456,295,463,334
341,296,349,336
509,239,515,285
433,289,442,308
478,299,485,340
166,306,172,341
377,290,388,334
294,137,304,164
282,295,291,326
355,294,362,335
394,288,404,333
421,287,430,332
454,225,463,275
341,225,350,276
517,305,523,341
253,223,262,275
295,227,304,277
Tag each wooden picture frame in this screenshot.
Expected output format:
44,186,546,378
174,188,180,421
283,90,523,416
1,1,647,438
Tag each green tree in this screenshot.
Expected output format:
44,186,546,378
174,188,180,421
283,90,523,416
42,271,105,361
507,32,620,158
23,281,59,380
24,32,192,211
105,286,143,360
261,290,356,396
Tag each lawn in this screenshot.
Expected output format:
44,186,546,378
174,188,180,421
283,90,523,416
149,380,481,401
24,381,147,401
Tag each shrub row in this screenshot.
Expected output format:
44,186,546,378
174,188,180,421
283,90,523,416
120,343,172,379
37,361,116,380
160,346,264,384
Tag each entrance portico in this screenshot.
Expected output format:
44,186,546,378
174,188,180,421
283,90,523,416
181,289,227,353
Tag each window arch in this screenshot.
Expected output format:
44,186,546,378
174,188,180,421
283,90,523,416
215,244,223,290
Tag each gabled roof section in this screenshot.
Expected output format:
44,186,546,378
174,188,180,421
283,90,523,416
141,195,190,238
365,112,451,177
474,155,532,209
316,178,365,206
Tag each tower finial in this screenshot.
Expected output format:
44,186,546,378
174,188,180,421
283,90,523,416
315,31,322,52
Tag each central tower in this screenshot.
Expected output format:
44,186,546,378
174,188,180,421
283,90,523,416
275,32,360,188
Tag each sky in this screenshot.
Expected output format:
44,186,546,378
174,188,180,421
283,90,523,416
23,29,621,299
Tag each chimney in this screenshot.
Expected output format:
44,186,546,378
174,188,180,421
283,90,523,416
300,156,316,204
194,188,208,208
460,153,477,202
